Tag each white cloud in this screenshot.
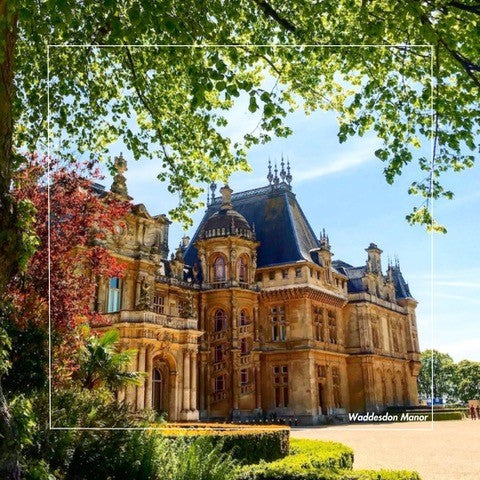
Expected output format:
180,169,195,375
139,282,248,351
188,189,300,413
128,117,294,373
435,338,480,362
294,139,379,183
435,281,480,289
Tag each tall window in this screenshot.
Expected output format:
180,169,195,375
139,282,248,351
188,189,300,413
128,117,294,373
213,256,226,282
240,369,248,385
240,337,250,355
270,305,286,341
152,294,165,314
214,344,224,363
274,366,289,407
152,368,163,412
214,309,227,332
332,366,341,408
107,277,121,312
328,310,337,344
313,306,324,341
214,375,225,393
237,256,248,283
239,309,249,326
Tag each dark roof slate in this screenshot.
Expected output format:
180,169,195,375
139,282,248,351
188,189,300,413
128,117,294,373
392,266,413,299
184,184,322,268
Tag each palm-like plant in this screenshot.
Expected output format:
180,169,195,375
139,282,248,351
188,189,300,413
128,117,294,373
75,329,144,391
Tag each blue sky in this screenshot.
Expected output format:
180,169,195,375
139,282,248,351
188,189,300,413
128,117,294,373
103,106,479,363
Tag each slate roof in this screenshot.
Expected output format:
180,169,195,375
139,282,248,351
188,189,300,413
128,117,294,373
332,260,414,299
391,266,413,299
332,261,367,294
183,183,323,268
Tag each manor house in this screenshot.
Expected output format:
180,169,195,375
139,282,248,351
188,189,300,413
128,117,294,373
96,155,421,424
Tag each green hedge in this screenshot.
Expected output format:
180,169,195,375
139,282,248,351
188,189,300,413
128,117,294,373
395,411,464,422
234,439,354,479
163,427,290,465
234,438,421,480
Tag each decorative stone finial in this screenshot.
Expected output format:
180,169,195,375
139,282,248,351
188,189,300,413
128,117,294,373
110,153,129,197
273,162,279,186
210,181,217,201
286,159,292,185
220,184,233,210
267,159,273,185
280,156,286,182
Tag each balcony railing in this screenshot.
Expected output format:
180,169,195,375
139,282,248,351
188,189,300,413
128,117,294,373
240,354,251,365
212,391,227,402
212,361,227,372
101,310,198,330
240,384,254,395
203,280,260,292
238,324,253,335
210,331,228,342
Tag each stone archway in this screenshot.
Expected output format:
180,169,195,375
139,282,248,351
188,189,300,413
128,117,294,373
151,355,178,421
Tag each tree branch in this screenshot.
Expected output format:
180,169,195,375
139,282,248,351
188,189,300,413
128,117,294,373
253,0,298,34
123,46,172,163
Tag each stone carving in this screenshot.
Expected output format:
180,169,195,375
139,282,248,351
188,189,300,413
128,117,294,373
137,277,152,310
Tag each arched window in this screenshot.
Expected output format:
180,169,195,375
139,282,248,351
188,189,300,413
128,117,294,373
237,256,248,283
152,368,163,412
213,256,226,282
214,309,227,332
239,309,249,326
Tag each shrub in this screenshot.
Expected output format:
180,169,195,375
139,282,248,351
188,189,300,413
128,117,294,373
235,439,354,479
156,437,239,480
340,471,421,480
234,439,421,480
159,424,290,464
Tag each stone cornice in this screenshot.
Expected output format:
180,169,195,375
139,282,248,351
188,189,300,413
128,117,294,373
260,284,347,307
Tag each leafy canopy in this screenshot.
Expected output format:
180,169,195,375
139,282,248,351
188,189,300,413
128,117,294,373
9,1,480,229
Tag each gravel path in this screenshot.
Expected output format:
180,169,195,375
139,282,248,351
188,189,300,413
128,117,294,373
291,419,480,480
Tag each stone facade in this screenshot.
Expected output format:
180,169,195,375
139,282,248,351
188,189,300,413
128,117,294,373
95,156,421,424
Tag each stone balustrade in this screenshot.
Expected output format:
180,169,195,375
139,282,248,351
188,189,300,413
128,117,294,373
102,310,198,330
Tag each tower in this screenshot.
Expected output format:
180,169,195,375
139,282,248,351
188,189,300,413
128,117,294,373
194,185,261,419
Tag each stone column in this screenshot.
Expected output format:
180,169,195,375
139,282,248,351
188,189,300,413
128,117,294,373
199,352,206,413
136,345,146,410
255,365,262,410
190,350,197,411
182,349,191,412
144,347,153,409
232,351,240,411
125,350,138,408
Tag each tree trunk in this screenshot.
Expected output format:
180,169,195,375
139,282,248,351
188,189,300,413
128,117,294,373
0,1,22,478
0,0,21,294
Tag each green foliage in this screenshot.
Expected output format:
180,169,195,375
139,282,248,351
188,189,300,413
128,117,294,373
3,321,48,395
340,471,421,480
235,438,354,479
157,437,239,480
418,350,457,399
74,328,145,391
235,438,421,480
455,359,480,403
4,1,479,229
164,427,290,465
418,350,480,403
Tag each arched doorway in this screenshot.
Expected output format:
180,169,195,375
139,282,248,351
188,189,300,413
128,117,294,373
151,357,176,419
